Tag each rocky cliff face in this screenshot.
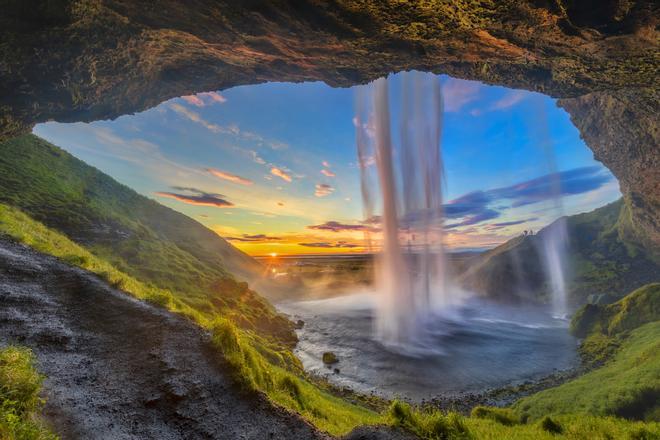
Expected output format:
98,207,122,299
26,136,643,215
1,0,658,243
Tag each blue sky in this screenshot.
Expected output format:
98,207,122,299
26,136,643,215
33,73,620,254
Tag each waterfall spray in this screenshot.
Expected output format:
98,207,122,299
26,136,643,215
532,97,569,319
355,72,450,348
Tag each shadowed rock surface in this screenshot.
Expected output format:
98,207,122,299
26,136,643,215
1,1,658,245
0,237,328,439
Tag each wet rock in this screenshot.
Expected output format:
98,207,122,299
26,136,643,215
322,351,339,365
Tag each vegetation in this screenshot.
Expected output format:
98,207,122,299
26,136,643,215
0,134,292,343
460,200,659,306
1,134,658,438
0,202,382,435
514,284,660,423
0,346,58,440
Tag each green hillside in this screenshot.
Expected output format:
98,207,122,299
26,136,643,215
0,134,292,342
460,200,659,308
514,284,660,422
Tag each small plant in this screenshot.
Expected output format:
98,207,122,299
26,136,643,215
540,416,563,434
471,406,520,426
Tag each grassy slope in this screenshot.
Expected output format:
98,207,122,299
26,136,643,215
0,134,293,343
0,346,58,440
460,200,659,306
514,284,660,422
514,321,659,421
0,203,383,435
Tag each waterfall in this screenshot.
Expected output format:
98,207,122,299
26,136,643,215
355,72,450,347
532,97,569,319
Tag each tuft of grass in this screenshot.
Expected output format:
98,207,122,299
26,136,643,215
471,406,520,426
387,400,471,439
0,346,58,440
539,416,562,434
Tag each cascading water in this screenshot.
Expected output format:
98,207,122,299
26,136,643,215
355,72,452,348
532,98,569,319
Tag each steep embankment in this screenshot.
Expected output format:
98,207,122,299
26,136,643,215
514,284,660,422
0,134,294,342
0,238,325,439
460,200,659,307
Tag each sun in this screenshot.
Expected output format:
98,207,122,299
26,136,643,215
269,252,278,257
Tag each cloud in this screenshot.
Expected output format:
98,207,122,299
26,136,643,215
442,78,481,112
308,221,375,233
180,91,227,107
299,241,360,248
226,234,282,242
181,95,205,107
322,161,331,168
206,167,253,185
155,187,233,208
441,166,614,229
314,183,335,197
321,169,336,177
485,217,539,230
445,209,500,229
249,150,266,164
490,166,613,208
271,167,292,182
491,90,526,111
169,103,226,133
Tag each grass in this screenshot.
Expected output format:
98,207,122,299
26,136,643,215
514,321,660,422
0,346,58,440
0,202,382,436
0,134,291,343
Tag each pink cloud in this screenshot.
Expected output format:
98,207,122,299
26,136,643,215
181,95,205,107
322,160,331,168
206,168,253,185
321,169,336,177
271,167,292,182
180,92,227,107
314,183,335,197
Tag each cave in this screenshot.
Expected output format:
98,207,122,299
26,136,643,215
1,1,657,247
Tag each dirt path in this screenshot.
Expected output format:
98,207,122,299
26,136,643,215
0,238,334,439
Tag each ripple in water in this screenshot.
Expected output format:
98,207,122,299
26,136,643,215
280,292,577,400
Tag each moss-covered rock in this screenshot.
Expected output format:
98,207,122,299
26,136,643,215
322,351,339,365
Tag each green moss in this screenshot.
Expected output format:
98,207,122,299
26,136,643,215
322,352,339,365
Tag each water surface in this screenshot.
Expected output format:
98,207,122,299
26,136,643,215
280,293,578,400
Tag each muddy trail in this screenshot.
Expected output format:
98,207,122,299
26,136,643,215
0,239,413,440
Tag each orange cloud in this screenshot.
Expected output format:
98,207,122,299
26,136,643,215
321,169,336,177
271,167,292,182
206,167,253,185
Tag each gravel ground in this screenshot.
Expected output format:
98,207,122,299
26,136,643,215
0,238,337,439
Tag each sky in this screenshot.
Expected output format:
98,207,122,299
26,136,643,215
33,73,621,255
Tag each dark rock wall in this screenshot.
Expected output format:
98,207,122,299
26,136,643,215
1,0,658,243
